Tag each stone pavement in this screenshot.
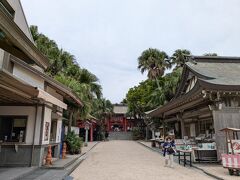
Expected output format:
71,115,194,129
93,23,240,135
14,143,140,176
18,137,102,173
0,141,98,180
70,140,214,180
108,132,133,140
194,164,240,180
139,141,240,180
0,167,37,180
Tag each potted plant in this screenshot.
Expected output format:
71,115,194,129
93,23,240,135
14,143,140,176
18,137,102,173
65,131,83,154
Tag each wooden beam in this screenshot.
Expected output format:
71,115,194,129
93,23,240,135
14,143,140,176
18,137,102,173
164,97,205,116
164,117,178,123
182,109,211,119
0,41,34,64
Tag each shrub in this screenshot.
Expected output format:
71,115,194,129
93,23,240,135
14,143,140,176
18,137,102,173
132,127,144,140
65,131,83,154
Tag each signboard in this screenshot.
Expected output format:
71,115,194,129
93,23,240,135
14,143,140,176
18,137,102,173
71,126,80,135
44,122,49,141
228,140,240,154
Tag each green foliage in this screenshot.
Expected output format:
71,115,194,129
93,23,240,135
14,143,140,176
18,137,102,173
126,68,182,117
126,79,157,118
65,131,83,154
171,49,191,68
138,48,171,80
89,98,113,139
126,48,185,119
132,127,145,140
30,25,105,121
91,98,113,120
128,47,218,130
163,68,182,101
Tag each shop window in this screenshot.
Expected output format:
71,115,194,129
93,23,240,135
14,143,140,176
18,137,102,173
199,119,214,136
0,116,27,143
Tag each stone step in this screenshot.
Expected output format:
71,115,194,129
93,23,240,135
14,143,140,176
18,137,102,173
108,132,133,140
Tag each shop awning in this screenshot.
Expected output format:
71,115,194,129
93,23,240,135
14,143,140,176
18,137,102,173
10,56,83,107
0,69,38,104
0,69,67,109
220,128,240,132
37,88,67,110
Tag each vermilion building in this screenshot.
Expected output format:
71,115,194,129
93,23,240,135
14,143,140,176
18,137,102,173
107,104,134,132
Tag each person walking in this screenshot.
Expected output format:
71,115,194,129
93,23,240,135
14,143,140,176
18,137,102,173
162,136,176,168
104,130,109,141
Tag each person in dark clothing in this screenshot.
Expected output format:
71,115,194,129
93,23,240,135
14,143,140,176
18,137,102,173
104,131,109,141
162,136,176,168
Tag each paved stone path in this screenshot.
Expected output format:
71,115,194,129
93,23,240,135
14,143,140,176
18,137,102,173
70,141,214,180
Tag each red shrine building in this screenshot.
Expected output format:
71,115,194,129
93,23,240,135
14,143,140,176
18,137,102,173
77,118,98,142
106,104,134,132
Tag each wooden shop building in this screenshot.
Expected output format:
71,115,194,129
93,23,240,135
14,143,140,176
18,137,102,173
147,56,240,161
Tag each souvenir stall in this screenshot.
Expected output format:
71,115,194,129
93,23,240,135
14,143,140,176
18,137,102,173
147,56,240,162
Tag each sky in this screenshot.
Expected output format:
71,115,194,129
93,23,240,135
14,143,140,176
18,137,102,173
21,0,240,103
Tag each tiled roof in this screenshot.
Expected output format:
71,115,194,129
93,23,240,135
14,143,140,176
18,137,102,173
187,56,240,86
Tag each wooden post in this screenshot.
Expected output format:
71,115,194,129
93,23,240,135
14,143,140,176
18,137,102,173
90,125,93,142
229,131,234,154
152,129,155,139
108,118,111,132
163,120,166,139
181,119,185,138
124,117,127,132
225,131,228,154
177,113,185,138
84,128,89,146
145,126,149,140
236,131,239,140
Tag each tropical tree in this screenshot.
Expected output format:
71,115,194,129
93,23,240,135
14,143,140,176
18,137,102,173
91,98,113,138
78,69,102,99
138,48,171,89
171,49,191,68
126,48,184,121
91,98,113,120
148,85,165,107
126,67,182,116
162,68,182,101
30,25,105,131
126,79,157,119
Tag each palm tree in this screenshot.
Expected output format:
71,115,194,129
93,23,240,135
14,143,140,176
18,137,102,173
149,86,165,107
138,48,170,89
30,25,39,41
78,69,102,99
171,49,191,68
92,98,113,120
163,68,182,101
30,25,104,132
